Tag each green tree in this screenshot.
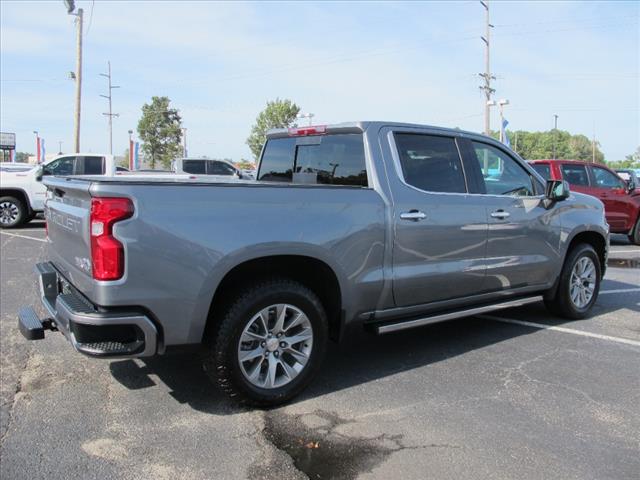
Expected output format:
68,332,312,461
499,130,604,162
137,96,182,169
14,151,32,163
624,146,640,163
246,98,300,160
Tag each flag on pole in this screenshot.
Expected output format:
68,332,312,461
133,142,140,170
501,119,511,148
36,137,41,163
40,138,46,162
129,139,134,170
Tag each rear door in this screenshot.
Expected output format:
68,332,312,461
388,131,488,307
460,139,557,291
588,165,634,231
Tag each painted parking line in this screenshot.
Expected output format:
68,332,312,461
599,288,640,295
479,314,640,347
0,231,47,243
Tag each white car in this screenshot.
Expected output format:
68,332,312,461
0,154,119,228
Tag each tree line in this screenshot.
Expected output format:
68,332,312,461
8,96,638,169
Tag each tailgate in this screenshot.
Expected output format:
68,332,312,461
43,177,94,286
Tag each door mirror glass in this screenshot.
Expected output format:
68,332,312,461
545,179,570,201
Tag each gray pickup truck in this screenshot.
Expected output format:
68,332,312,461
18,122,609,405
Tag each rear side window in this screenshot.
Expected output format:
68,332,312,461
258,134,367,186
561,164,589,186
531,163,551,179
182,160,206,174
78,156,104,175
394,134,466,193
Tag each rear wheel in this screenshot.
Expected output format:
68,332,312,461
544,243,601,319
629,217,640,246
0,196,26,229
203,278,328,406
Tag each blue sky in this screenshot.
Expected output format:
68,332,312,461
1,0,638,161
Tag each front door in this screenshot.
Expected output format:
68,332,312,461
462,139,559,291
390,132,488,307
588,165,634,232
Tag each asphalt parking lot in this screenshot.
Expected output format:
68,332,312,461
1,223,638,480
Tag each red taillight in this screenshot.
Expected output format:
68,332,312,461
90,197,133,281
287,125,327,136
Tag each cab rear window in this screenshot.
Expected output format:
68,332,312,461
258,134,368,186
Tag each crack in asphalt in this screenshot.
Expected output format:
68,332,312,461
0,343,31,446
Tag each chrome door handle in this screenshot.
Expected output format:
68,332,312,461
400,210,427,221
491,210,510,219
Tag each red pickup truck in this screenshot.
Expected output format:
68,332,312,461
529,159,640,245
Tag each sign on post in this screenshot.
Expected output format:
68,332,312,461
0,132,16,150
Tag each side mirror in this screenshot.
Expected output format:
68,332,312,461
545,179,570,201
627,180,636,193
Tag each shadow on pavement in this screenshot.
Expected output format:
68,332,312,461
108,283,638,415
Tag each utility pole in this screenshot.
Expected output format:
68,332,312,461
181,127,188,157
58,141,63,154
552,114,559,160
100,61,120,154
65,1,83,153
479,1,495,136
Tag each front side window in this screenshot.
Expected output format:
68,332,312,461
394,133,466,193
258,134,367,186
207,160,236,175
472,142,535,196
561,164,589,186
591,166,625,189
45,157,75,176
182,160,206,174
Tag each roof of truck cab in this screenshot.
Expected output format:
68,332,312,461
266,121,495,142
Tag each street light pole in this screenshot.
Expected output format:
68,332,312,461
58,141,63,154
297,113,315,126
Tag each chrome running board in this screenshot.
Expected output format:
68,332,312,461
375,295,543,334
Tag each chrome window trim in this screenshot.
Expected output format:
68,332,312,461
386,130,545,200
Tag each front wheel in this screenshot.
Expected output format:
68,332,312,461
544,243,601,319
0,196,26,229
203,278,328,406
629,217,640,246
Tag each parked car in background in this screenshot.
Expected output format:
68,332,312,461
0,162,35,173
171,158,243,179
615,169,639,189
529,159,639,244
1,154,119,228
19,122,609,406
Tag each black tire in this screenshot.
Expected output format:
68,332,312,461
203,278,328,407
0,196,26,229
544,243,601,319
628,217,640,246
